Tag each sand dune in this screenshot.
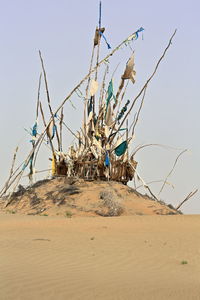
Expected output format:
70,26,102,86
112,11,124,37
0,178,179,216
0,214,200,299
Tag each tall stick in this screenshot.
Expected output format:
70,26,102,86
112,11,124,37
59,107,64,152
95,1,102,81
1,146,19,196
39,51,60,150
131,85,147,136
126,119,129,160
29,73,42,180
39,101,56,158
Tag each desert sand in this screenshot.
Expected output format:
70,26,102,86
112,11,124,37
0,213,200,300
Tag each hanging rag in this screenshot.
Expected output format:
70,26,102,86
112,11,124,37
106,79,116,107
94,27,105,46
114,55,135,109
32,122,37,138
46,120,57,141
90,79,98,96
99,31,111,49
121,54,136,84
105,151,110,167
87,96,93,116
117,100,130,123
51,154,56,176
105,101,113,126
114,141,128,156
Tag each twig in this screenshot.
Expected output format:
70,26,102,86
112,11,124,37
56,116,84,145
59,107,64,152
136,179,175,190
29,73,42,179
176,189,198,210
131,143,184,157
158,149,187,196
0,146,19,196
131,86,147,136
39,50,60,150
39,101,56,158
36,73,42,120
99,64,109,113
23,169,51,177
129,161,158,200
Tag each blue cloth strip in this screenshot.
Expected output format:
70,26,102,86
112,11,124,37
105,152,110,167
99,31,111,49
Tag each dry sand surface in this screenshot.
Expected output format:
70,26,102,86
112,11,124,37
0,214,200,300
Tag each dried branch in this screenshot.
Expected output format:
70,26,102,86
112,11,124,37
131,85,147,136
158,149,187,196
99,64,109,113
36,73,42,120
129,162,159,200
0,146,19,196
29,73,42,180
39,101,56,157
136,179,175,191
39,50,60,150
59,108,64,152
176,189,198,210
131,143,184,157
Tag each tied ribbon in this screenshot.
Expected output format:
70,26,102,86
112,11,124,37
128,27,144,41
30,122,38,143
32,122,37,137
106,80,116,107
99,31,111,49
52,124,57,140
105,151,110,167
117,100,130,123
87,96,93,116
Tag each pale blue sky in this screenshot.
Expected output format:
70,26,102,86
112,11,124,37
0,0,199,213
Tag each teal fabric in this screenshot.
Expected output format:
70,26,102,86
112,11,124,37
106,80,116,107
114,141,128,156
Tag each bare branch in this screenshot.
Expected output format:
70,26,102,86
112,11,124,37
129,162,159,201
176,189,198,210
131,85,147,136
158,149,187,196
131,143,184,157
136,179,175,191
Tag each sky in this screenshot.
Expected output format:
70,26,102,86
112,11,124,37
0,0,199,213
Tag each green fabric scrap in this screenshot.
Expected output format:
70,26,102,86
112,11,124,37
114,141,128,156
106,79,116,107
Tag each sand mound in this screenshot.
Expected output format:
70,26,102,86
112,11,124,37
0,178,180,216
